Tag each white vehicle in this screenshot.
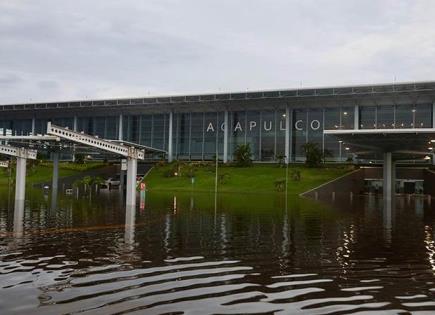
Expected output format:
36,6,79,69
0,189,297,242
105,177,120,187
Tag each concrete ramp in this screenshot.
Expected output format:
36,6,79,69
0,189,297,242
300,169,363,200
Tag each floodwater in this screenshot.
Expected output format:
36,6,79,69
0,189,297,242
1,189,435,314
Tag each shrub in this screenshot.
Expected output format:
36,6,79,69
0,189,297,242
75,153,85,164
218,173,230,184
156,160,166,168
234,144,253,167
276,154,286,168
301,142,324,167
164,169,175,178
290,169,301,181
274,179,286,192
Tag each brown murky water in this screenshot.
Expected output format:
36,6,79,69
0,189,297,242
1,189,435,314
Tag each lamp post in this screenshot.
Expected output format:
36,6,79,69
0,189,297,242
285,155,289,211
214,118,219,223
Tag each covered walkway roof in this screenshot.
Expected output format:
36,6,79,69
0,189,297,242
324,128,435,160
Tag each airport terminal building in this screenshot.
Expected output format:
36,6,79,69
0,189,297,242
1,81,435,163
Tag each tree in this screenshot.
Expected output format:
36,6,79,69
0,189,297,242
90,176,105,193
234,144,253,167
82,176,92,192
75,153,85,164
302,142,325,167
276,154,285,168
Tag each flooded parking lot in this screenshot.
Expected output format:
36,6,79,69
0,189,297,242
1,190,435,314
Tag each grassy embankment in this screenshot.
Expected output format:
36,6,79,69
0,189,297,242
145,163,353,195
0,162,104,186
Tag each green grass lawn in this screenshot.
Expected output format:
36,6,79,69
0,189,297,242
145,163,353,194
0,162,105,186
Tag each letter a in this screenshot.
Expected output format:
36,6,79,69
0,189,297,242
206,122,215,132
234,122,242,132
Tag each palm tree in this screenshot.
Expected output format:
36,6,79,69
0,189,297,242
234,144,253,167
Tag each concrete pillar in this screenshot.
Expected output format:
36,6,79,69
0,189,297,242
13,199,24,237
125,204,136,245
285,106,290,163
15,157,27,201
168,112,173,162
383,196,393,245
72,116,78,163
118,114,123,141
125,158,138,207
223,110,229,163
51,151,59,202
383,152,395,200
120,159,126,192
31,118,35,135
432,101,435,128
354,105,359,130
73,116,78,131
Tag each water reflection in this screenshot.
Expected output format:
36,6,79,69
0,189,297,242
383,196,394,245
13,199,24,237
2,190,435,313
124,205,136,246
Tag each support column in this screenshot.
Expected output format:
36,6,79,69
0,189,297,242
15,157,27,201
72,116,78,162
31,118,36,135
432,102,435,128
73,116,78,132
354,105,359,130
120,159,126,192
125,202,136,245
223,110,229,163
285,106,290,163
126,158,138,207
13,200,25,237
383,152,395,200
168,112,173,162
51,151,59,199
118,114,123,141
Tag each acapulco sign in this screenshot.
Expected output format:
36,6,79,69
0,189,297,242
205,119,322,132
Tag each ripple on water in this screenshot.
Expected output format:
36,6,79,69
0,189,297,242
23,257,402,315
3,194,435,314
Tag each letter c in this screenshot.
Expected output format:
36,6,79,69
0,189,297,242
295,120,303,131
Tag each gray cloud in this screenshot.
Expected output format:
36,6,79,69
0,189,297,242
0,0,434,104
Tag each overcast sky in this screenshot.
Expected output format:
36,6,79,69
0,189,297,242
1,0,435,104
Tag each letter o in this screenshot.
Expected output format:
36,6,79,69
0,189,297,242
310,120,320,130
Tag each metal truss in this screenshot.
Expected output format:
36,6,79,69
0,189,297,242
47,123,145,159
0,144,37,159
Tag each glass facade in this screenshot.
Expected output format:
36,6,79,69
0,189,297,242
0,103,432,162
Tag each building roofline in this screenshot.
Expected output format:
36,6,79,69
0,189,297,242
2,80,435,109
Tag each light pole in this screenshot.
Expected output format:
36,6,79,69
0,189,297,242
214,118,219,223
339,140,343,162
285,155,289,211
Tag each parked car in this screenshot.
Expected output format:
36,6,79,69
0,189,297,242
106,177,120,187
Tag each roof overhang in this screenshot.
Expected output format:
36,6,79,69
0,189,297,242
324,128,435,160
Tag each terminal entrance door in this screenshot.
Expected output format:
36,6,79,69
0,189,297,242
403,182,415,194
